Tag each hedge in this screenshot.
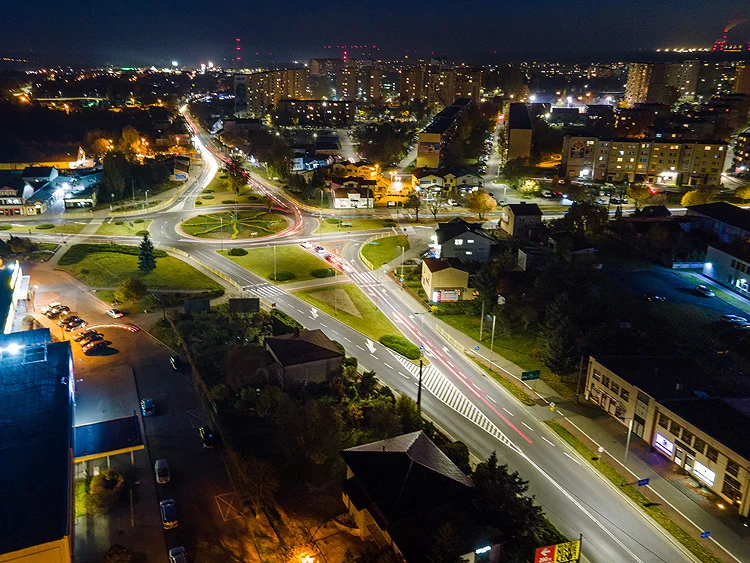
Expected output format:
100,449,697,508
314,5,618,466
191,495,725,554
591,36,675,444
195,200,203,206
114,221,124,226
379,334,420,360
35,224,55,230
311,268,336,278
222,199,238,204
268,271,295,282
134,218,145,224
0,225,11,230
58,243,167,266
203,189,214,193
201,195,215,200
135,230,149,236
228,248,248,256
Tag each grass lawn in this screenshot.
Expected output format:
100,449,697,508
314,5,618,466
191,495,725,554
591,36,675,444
181,211,287,239
219,245,331,284
58,244,223,291
362,235,409,269
95,219,152,236
314,217,398,234
74,478,91,518
0,222,86,234
294,282,402,341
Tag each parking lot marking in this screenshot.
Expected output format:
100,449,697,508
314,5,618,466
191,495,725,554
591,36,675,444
215,492,243,521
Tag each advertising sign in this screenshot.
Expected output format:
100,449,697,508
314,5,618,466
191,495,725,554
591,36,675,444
653,433,675,458
569,140,586,159
437,290,459,302
418,141,441,155
534,540,581,563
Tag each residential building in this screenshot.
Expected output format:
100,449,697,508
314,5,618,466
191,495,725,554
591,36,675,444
309,58,345,78
329,177,375,209
0,328,75,562
548,232,599,264
585,356,749,518
341,432,500,563
703,242,750,297
686,202,750,243
432,217,496,262
416,98,472,168
265,329,344,387
421,258,475,303
412,166,482,194
735,64,750,96
506,103,533,161
499,203,543,238
1,260,29,334
0,145,88,171
276,99,355,127
0,174,33,216
243,68,310,116
332,160,380,179
735,128,750,171
625,61,699,106
561,135,727,186
399,67,427,102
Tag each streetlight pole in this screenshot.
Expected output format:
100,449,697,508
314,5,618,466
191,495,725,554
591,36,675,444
623,418,635,471
273,244,277,282
489,314,496,363
479,300,485,341
417,356,423,419
399,245,405,289
220,216,223,252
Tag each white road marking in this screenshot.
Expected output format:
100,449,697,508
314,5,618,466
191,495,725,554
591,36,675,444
319,323,328,328
522,422,534,432
383,362,394,369
502,407,514,416
370,355,378,360
541,436,556,447
343,337,352,343
485,394,497,403
356,345,365,351
563,452,582,465
399,372,410,379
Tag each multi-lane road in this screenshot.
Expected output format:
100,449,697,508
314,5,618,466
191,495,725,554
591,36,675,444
10,116,740,563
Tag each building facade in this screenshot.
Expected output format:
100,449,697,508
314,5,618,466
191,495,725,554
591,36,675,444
275,99,355,127
421,258,475,303
499,203,543,238
432,217,495,263
243,68,310,116
416,99,472,168
703,243,750,298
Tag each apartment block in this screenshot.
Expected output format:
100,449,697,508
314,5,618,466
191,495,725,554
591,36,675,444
244,68,310,116
399,67,427,102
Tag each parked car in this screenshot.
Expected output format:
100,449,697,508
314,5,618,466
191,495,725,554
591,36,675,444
168,547,187,563
609,196,629,205
141,398,156,417
314,245,326,254
155,458,170,484
79,333,104,346
643,294,666,302
695,285,715,297
159,499,178,529
73,329,98,342
57,315,79,327
300,241,313,249
64,318,86,331
106,308,124,319
82,340,109,354
170,356,185,371
40,302,62,315
720,314,748,324
199,426,216,449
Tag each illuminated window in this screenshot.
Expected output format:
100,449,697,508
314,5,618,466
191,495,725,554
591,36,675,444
454,239,463,245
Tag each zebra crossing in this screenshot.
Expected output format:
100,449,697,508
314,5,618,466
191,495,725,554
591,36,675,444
388,351,522,455
243,284,285,299
349,271,380,287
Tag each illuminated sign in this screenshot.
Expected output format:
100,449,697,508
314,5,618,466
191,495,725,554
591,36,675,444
475,546,491,554
693,460,715,486
654,433,674,458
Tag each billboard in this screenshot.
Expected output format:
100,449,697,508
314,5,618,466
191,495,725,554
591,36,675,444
569,140,586,159
418,141,441,155
184,299,211,313
432,289,459,303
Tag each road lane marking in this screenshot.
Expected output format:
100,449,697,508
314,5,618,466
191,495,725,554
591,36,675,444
399,372,410,379
356,345,365,351
541,436,555,447
319,323,328,328
521,422,534,432
383,362,394,369
485,394,497,404
343,337,352,343
370,355,378,360
502,407,514,416
563,452,582,465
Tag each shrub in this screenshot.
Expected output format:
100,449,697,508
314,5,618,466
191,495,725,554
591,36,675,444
222,199,238,204
203,189,214,193
135,230,149,237
87,468,125,515
114,277,148,303
0,224,10,230
268,271,295,282
114,220,124,226
311,268,336,278
201,195,215,200
220,174,228,179
195,200,203,206
228,248,248,256
35,224,55,230
58,243,166,266
382,220,397,227
134,218,145,224
379,334,420,360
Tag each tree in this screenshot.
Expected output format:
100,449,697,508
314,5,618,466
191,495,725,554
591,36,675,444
119,126,141,161
395,394,422,432
114,278,147,303
244,456,279,515
358,369,378,400
542,294,579,375
102,151,129,201
427,189,449,220
406,193,422,221
87,468,126,515
429,524,466,563
564,201,609,235
138,233,156,273
226,154,247,194
681,190,708,207
517,179,542,198
102,545,132,563
439,441,471,474
627,182,650,210
735,185,750,201
7,235,37,254
466,190,497,220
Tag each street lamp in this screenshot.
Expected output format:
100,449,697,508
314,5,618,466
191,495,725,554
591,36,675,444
219,216,223,252
398,244,405,288
489,314,497,363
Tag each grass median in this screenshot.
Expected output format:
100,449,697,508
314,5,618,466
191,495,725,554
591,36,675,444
314,217,398,234
219,245,332,284
0,222,86,234
361,235,409,269
182,210,287,239
546,421,723,563
95,219,152,236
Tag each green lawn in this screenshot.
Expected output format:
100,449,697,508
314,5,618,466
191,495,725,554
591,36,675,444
314,217,398,234
95,220,152,236
219,245,331,284
294,282,402,341
361,235,409,269
58,244,223,291
181,211,287,239
0,222,86,234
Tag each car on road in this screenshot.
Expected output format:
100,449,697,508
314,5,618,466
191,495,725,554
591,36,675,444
57,314,80,327
82,340,109,354
170,356,185,371
199,426,216,449
159,499,178,529
300,241,313,249
695,285,715,297
720,314,748,325
314,245,326,254
168,547,186,563
73,329,98,342
141,398,156,417
643,294,666,302
106,308,124,319
609,196,629,205
155,458,171,484
79,333,104,346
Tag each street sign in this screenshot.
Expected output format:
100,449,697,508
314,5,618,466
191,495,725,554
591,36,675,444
701,531,711,539
400,277,404,282
474,345,480,351
534,540,581,563
521,369,541,381
637,478,650,487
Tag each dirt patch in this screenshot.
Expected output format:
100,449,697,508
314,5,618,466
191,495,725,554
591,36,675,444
308,288,362,318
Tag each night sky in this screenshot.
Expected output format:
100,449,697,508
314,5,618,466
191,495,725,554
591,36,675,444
2,1,748,64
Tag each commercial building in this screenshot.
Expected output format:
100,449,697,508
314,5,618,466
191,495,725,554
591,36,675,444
0,174,34,216
329,177,375,209
703,242,750,297
0,328,75,562
416,98,472,168
0,145,88,171
585,356,749,518
431,217,496,263
499,203,543,239
332,160,380,179
735,128,750,171
265,329,344,387
421,258,475,303
276,99,355,127
561,135,727,186
241,68,310,116
685,202,750,243
506,103,533,162
1,260,30,334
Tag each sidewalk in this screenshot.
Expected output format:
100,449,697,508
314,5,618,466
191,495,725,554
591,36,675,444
372,250,750,563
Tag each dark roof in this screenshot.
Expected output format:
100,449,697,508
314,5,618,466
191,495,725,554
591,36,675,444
0,174,27,193
687,202,750,232
0,330,73,554
508,103,532,130
265,329,344,366
639,205,672,218
74,416,143,460
341,432,473,526
659,398,750,462
709,241,750,262
334,187,373,198
506,203,542,216
22,166,56,177
423,257,467,273
435,217,493,244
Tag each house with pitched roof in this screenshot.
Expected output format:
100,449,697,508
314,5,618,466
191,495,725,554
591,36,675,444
431,217,496,262
265,329,344,386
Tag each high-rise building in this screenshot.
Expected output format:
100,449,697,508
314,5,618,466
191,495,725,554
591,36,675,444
337,63,359,100
625,61,700,107
455,69,482,103
734,63,750,95
400,67,427,102
428,70,457,108
734,128,750,171
309,58,346,78
244,68,310,116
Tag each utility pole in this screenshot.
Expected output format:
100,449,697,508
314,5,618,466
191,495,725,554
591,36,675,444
220,216,223,252
273,244,277,282
334,268,338,316
575,355,585,404
479,300,485,341
489,314,496,363
417,357,423,418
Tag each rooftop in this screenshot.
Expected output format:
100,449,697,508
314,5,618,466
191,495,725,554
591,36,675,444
265,329,344,366
0,329,73,554
506,202,543,216
435,217,493,245
22,166,56,177
508,103,532,130
687,202,750,232
423,257,467,273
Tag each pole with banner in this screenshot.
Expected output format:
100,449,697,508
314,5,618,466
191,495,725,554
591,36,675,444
534,538,581,563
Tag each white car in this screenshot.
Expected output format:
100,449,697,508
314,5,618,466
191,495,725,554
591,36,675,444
40,302,62,315
300,241,313,249
106,308,124,319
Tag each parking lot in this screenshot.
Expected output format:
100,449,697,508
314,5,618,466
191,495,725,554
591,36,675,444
28,262,241,563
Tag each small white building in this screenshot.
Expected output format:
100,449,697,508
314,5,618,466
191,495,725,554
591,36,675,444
333,187,374,209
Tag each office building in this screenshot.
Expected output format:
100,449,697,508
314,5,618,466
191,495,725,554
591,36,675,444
561,135,727,186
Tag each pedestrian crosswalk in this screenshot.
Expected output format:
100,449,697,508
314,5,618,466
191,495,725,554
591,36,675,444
387,351,522,455
243,284,285,299
349,271,380,286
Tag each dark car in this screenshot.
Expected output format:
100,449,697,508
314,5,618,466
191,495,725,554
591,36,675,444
64,318,87,331
79,333,104,346
643,294,666,302
82,340,109,354
199,426,216,449
159,499,178,529
74,329,98,342
170,356,185,371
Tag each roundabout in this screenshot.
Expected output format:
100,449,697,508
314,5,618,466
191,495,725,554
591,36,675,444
178,208,291,240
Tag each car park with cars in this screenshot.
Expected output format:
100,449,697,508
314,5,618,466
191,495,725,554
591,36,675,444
73,329,98,342
168,547,186,563
695,285,715,297
82,340,109,354
79,333,104,346
154,458,170,484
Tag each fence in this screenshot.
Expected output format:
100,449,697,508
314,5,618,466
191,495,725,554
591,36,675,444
434,324,467,353
358,231,398,270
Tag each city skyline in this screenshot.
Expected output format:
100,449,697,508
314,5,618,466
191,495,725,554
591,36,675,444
1,1,749,65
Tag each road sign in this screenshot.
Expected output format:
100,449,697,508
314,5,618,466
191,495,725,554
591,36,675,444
535,540,581,563
701,531,711,539
400,277,404,282
637,478,650,487
521,369,541,381
474,345,480,351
